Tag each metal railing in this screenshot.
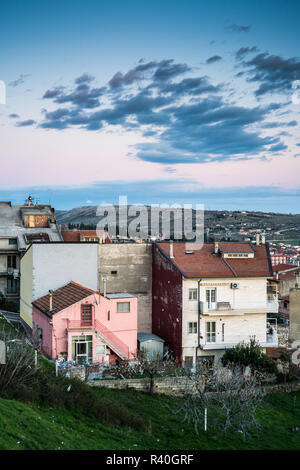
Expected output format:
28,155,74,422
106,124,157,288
67,319,130,360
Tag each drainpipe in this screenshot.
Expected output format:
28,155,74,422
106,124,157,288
196,279,202,365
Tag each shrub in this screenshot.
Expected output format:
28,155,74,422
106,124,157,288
221,338,277,374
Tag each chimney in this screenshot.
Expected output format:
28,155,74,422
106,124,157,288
261,233,266,245
170,240,174,259
50,208,56,224
49,290,53,311
103,278,107,297
214,238,219,254
256,232,260,246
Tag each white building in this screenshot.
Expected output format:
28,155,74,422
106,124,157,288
152,238,278,367
20,242,99,327
0,199,62,310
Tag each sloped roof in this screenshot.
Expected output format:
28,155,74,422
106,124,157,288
219,242,254,254
156,242,272,278
138,333,165,343
32,281,96,316
272,264,297,272
61,230,109,242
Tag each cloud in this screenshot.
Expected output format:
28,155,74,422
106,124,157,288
108,59,190,89
206,55,222,64
261,120,297,128
225,23,251,33
236,46,258,59
16,119,36,127
8,74,30,87
242,52,300,96
26,59,290,164
75,73,95,84
43,83,106,108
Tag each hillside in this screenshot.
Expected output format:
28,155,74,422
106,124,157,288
1,388,300,450
56,206,300,243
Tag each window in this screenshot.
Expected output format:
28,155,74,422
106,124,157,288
7,255,17,269
111,270,117,276
222,323,225,342
7,278,18,294
81,304,93,325
117,302,130,313
9,239,17,245
96,344,106,355
29,215,35,227
107,310,110,321
189,288,197,300
206,289,216,308
188,322,197,334
206,322,216,343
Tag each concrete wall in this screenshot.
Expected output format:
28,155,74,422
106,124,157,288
280,277,298,297
98,243,152,333
20,246,34,325
289,287,300,344
20,243,99,327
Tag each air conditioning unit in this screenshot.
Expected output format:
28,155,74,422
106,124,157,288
230,282,239,289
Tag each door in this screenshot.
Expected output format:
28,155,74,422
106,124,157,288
206,289,216,310
28,215,35,227
75,341,88,363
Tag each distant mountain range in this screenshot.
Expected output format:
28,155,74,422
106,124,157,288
56,206,300,242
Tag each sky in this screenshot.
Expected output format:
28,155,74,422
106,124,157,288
0,0,300,211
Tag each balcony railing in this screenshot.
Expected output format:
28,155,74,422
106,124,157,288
67,319,129,360
200,329,278,350
200,297,278,315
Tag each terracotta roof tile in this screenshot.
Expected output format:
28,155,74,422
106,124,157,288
156,242,272,278
272,264,296,272
219,242,254,253
61,230,110,242
32,281,96,316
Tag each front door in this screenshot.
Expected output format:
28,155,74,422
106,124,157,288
75,341,88,363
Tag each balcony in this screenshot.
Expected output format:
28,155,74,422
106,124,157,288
200,297,278,316
200,321,278,350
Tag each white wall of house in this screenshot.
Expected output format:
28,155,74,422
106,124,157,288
20,243,99,326
182,277,270,365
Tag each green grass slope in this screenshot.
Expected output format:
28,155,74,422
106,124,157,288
0,388,300,450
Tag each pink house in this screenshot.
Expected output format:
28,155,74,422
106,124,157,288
32,281,137,364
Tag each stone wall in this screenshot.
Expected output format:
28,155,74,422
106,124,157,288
88,376,300,396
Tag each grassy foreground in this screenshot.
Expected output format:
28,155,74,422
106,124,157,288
0,387,300,450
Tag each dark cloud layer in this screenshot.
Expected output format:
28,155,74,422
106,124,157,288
16,119,36,127
225,23,251,33
242,52,300,96
22,58,291,164
206,55,222,64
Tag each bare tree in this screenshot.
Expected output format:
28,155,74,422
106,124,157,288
115,351,179,394
173,363,265,440
0,327,37,393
